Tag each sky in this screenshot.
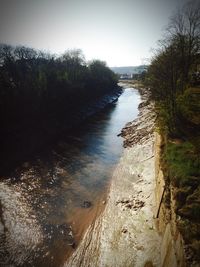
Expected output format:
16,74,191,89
0,0,188,66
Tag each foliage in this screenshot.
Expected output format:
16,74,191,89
177,87,200,126
164,141,200,187
146,1,200,261
163,139,200,248
0,44,118,124
145,0,200,137
0,44,119,171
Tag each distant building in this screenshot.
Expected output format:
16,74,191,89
119,73,133,79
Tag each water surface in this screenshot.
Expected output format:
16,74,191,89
0,87,140,267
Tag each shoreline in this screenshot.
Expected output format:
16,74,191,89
64,84,161,267
0,85,133,267
1,87,122,177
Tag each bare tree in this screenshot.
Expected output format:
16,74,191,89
61,49,85,66
14,46,37,60
0,44,13,64
166,0,200,86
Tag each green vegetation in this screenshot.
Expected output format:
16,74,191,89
162,138,200,258
164,141,199,188
0,45,119,173
145,0,200,137
145,0,200,262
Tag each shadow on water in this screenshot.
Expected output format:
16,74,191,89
0,88,140,267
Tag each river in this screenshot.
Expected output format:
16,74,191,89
0,86,140,267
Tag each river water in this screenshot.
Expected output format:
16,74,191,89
0,86,140,267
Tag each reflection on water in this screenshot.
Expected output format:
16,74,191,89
0,88,140,267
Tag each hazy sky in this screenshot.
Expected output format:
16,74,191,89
0,0,188,66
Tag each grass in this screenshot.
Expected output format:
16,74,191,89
147,82,200,264
161,138,200,262
147,83,200,261
164,141,200,188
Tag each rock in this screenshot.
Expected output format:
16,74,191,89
102,200,106,205
116,198,145,210
125,203,133,209
70,242,76,249
136,245,144,251
81,201,92,208
44,223,75,245
122,228,128,233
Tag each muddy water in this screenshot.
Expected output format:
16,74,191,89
0,87,140,267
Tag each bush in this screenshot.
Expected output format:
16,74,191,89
177,87,200,126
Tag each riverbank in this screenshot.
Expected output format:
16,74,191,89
0,88,122,176
64,85,161,267
0,87,140,267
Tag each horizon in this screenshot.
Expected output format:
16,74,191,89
0,41,149,68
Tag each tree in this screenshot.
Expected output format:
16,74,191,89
61,49,86,81
167,0,200,88
0,43,13,64
61,49,85,66
14,46,37,61
146,0,200,136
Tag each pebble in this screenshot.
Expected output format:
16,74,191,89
81,201,92,208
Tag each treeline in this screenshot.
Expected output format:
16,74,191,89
0,45,118,129
145,0,200,137
145,1,200,262
0,45,118,172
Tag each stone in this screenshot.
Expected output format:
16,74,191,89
81,201,92,208
122,228,128,233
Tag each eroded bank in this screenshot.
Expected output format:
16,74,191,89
65,86,161,267
65,83,188,267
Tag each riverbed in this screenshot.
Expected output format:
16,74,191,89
0,86,140,267
65,84,161,267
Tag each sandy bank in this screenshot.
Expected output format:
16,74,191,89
64,86,162,267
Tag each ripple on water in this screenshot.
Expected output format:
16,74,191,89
0,88,141,266
0,182,44,266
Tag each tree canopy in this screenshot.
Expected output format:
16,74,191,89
0,44,119,171
145,0,200,136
